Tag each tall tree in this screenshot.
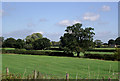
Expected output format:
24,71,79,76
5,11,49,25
60,23,95,57
115,37,120,45
25,33,43,44
108,39,115,45
2,38,16,48
33,38,51,50
15,39,25,49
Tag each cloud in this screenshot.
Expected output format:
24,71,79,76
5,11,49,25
97,21,109,25
39,18,48,22
94,31,117,43
101,5,111,11
43,32,63,41
2,29,34,39
57,20,82,27
27,22,36,27
32,31,44,34
58,20,71,26
83,12,100,21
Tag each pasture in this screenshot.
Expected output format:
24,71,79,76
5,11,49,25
2,54,118,79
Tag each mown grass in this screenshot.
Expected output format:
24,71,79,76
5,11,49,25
2,54,118,79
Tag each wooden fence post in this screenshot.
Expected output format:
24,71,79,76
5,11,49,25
33,70,37,79
66,73,69,81
6,67,9,76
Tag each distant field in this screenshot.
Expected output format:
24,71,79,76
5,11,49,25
0,48,15,50
85,52,114,55
93,48,116,50
2,54,118,79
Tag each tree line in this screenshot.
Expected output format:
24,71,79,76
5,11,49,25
0,23,120,57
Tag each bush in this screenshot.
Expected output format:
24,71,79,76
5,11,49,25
114,48,120,61
2,49,74,57
24,44,33,50
84,53,117,61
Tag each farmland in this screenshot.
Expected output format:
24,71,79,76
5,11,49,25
2,54,118,79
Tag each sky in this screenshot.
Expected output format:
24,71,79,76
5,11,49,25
2,2,118,43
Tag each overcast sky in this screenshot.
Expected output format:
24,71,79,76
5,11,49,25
2,2,118,43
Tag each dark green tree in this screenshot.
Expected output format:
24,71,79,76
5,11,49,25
15,39,25,49
2,38,16,48
115,37,120,45
33,38,51,50
0,37,4,47
25,33,43,44
108,39,115,45
94,40,102,48
60,23,95,57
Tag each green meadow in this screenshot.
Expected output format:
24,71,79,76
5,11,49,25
2,54,118,79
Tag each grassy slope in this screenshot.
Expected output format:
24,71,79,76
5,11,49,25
2,54,118,79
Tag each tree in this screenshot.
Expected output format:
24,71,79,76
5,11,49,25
108,39,115,45
94,40,102,48
24,44,33,50
0,37,4,47
60,23,95,57
115,37,120,45
33,38,51,50
25,33,43,44
2,38,16,48
15,39,25,49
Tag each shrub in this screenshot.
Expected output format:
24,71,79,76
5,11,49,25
2,49,74,57
114,48,120,61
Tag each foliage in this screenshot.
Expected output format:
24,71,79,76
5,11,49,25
115,37,120,45
108,39,115,45
2,49,73,57
114,48,120,61
33,38,51,50
24,44,33,50
84,54,116,61
0,36,4,47
94,40,102,48
25,33,43,44
51,41,60,47
15,39,25,49
2,38,16,48
60,23,95,57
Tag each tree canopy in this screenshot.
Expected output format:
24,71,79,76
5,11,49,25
25,33,43,44
115,37,120,45
33,38,51,50
60,23,95,57
2,38,16,48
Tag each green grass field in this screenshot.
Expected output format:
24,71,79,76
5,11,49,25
2,54,118,79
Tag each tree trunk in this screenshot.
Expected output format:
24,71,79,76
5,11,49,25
77,52,80,57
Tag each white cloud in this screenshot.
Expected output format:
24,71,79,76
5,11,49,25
94,31,117,43
57,19,82,27
72,20,82,24
101,5,111,11
83,12,100,21
2,29,33,39
58,20,71,26
32,31,44,34
27,22,36,27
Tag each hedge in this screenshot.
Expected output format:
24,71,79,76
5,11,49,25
2,49,73,57
87,49,115,52
84,54,119,61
